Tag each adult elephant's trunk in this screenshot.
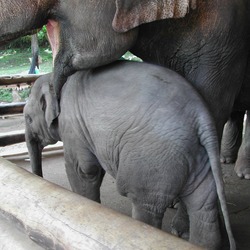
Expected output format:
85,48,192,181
25,129,43,177
0,0,56,45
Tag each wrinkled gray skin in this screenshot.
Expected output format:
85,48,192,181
24,61,235,249
1,0,250,178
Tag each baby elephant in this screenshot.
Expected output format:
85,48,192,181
24,61,235,249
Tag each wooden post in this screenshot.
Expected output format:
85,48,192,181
0,157,201,250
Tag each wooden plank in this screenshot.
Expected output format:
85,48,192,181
0,74,45,86
0,157,202,250
0,141,64,157
0,102,26,115
0,214,43,250
0,130,25,146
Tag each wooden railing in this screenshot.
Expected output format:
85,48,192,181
0,74,44,86
0,102,26,115
0,74,44,146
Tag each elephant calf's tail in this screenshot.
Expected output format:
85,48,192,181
199,122,236,250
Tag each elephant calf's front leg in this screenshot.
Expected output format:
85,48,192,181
64,153,105,203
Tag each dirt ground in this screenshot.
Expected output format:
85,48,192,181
0,115,250,249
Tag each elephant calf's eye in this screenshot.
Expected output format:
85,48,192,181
25,114,33,124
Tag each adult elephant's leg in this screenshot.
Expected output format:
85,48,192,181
64,146,105,203
235,111,250,179
232,53,250,178
221,110,245,164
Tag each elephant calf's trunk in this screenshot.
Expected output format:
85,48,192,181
25,133,43,177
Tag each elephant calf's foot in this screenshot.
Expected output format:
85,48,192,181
171,202,189,240
171,223,189,240
235,158,250,179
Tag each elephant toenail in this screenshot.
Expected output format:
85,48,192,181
245,174,250,179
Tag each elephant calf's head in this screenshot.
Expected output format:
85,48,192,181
24,73,60,149
24,74,60,177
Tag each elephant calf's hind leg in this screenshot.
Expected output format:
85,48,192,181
171,201,189,240
183,172,221,249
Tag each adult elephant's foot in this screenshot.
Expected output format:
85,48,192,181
235,157,250,179
220,154,237,164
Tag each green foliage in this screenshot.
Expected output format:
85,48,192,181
122,51,143,62
18,88,31,100
0,88,31,103
0,47,53,75
37,26,48,44
0,89,13,103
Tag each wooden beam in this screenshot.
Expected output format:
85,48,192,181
0,130,25,146
0,141,64,157
0,157,202,250
0,74,44,86
0,102,26,115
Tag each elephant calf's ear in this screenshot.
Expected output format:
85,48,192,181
112,0,197,32
41,81,60,129
45,94,59,128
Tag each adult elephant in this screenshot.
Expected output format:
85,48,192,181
0,0,249,176
0,0,195,98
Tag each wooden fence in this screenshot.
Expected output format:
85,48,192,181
0,74,43,86
0,74,44,146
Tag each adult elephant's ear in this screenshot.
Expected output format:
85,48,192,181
112,0,197,32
